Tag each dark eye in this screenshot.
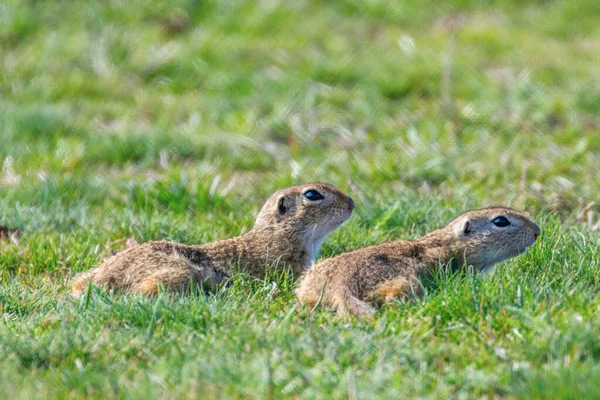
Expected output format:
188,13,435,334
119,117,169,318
303,190,324,201
492,216,510,227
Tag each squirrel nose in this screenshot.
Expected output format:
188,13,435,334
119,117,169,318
532,223,541,240
347,197,355,212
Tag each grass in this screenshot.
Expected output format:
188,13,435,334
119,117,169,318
1,0,599,398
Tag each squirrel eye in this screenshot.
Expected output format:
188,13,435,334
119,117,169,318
492,216,510,227
303,190,324,201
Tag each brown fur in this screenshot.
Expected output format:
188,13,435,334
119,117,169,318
72,183,354,296
296,207,541,319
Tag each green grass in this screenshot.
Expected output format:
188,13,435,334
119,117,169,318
1,0,600,398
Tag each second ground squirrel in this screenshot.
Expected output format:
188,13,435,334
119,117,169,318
296,207,540,318
72,182,355,295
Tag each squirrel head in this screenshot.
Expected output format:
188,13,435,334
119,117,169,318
253,182,354,253
449,206,540,271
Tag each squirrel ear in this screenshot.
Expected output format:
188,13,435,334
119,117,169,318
454,218,472,237
277,196,287,216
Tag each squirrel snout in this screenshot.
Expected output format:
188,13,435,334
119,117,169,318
347,197,355,212
531,222,541,240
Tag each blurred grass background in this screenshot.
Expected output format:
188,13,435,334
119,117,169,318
1,0,600,398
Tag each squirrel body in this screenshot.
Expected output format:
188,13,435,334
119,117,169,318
296,207,540,318
72,182,354,295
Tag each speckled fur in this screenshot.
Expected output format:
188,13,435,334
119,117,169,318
296,207,540,319
72,183,354,295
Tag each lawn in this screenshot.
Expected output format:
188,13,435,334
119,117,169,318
1,0,600,398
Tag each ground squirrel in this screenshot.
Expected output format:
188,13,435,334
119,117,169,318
72,183,355,295
296,207,540,318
